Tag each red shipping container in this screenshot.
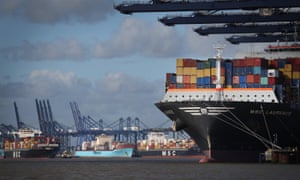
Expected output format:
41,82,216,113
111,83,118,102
245,58,255,66
254,74,261,83
239,59,246,67
190,83,197,88
168,84,177,89
183,59,197,67
221,67,225,76
268,77,276,85
183,83,191,88
253,58,266,67
292,64,300,71
268,60,278,68
288,58,300,65
211,75,217,84
232,59,245,67
233,59,241,67
183,75,190,83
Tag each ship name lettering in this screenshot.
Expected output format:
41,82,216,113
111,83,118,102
162,150,176,156
250,110,292,116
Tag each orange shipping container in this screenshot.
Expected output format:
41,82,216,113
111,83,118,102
247,74,255,83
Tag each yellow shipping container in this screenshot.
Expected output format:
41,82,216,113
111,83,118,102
284,64,292,72
211,68,216,76
176,58,183,67
191,75,197,84
176,67,183,75
279,68,285,72
203,68,211,76
183,67,197,75
221,76,225,84
283,71,292,79
293,71,300,79
196,69,204,77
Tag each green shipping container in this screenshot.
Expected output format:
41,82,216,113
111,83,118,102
260,77,268,85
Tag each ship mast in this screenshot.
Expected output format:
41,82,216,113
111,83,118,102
214,44,225,90
214,44,225,101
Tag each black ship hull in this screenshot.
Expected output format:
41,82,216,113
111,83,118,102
156,101,300,162
137,148,202,158
4,147,59,159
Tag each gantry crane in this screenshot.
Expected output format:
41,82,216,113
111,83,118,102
115,0,300,44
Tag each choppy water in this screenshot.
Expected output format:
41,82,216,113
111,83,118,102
1,158,300,180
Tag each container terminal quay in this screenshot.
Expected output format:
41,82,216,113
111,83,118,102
0,100,197,159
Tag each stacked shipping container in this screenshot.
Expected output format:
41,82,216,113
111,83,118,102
165,57,300,103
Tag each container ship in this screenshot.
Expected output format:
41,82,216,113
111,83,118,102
4,128,60,158
155,47,300,162
136,131,202,158
74,134,134,158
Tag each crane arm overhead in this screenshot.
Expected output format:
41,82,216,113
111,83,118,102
159,12,300,26
227,34,299,44
194,23,299,36
115,0,300,14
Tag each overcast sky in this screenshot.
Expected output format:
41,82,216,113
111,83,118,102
0,0,257,129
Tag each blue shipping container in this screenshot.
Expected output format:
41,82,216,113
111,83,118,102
233,68,239,75
176,83,183,88
292,79,300,87
240,83,247,88
232,84,240,88
197,61,203,69
225,61,233,70
170,75,176,84
203,77,210,85
278,59,286,68
248,83,260,88
261,69,268,77
253,66,261,74
246,66,254,74
209,59,216,67
197,77,203,86
240,75,247,83
226,76,232,85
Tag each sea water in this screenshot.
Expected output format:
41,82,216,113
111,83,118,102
0,158,299,179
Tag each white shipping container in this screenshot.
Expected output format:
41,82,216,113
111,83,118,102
176,75,183,83
267,69,279,77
